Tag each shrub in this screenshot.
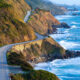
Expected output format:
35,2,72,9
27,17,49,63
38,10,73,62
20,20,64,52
7,52,24,65
11,70,60,80
0,0,11,8
7,52,33,71
21,61,33,71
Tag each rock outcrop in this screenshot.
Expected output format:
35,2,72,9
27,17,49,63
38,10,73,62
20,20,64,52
0,0,36,46
53,22,70,28
9,37,65,63
28,9,60,35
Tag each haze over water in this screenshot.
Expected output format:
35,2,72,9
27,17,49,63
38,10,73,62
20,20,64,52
49,0,80,5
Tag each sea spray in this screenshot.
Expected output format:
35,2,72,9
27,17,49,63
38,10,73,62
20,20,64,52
35,14,80,80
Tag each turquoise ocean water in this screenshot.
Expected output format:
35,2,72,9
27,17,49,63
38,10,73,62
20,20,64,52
35,15,80,80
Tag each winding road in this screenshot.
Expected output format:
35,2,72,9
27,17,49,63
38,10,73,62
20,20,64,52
0,11,45,80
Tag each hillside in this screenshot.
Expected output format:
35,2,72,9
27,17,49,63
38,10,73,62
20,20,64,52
8,37,65,64
25,0,67,15
5,0,31,20
28,9,60,35
0,0,36,46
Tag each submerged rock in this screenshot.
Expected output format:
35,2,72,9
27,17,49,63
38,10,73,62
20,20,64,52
64,50,80,58
53,22,70,28
60,23,70,28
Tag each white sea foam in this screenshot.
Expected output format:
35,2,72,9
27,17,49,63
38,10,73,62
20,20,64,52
55,15,74,20
35,13,80,80
71,22,80,24
50,33,71,40
59,40,80,49
35,62,49,67
35,57,80,80
71,25,77,29
64,29,69,33
51,57,80,66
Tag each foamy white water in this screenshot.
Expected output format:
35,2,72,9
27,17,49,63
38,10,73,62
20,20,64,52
35,57,80,80
71,22,80,24
55,15,74,20
35,14,80,80
71,25,77,28
59,40,80,49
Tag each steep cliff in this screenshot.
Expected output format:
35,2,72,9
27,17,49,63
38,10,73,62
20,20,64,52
0,0,36,46
8,37,65,63
28,9,60,35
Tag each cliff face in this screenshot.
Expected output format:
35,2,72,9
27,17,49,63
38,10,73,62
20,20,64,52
28,9,60,35
0,0,36,46
25,0,67,15
10,37,65,63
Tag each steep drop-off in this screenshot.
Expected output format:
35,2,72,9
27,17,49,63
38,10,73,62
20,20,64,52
8,37,65,64
28,9,60,35
0,0,36,46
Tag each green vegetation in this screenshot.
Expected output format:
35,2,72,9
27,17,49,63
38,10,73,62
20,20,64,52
7,52,33,71
0,12,36,46
0,0,36,46
0,0,11,8
11,70,59,80
27,16,33,22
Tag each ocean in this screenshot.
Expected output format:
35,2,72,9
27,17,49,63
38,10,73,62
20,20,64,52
35,15,80,80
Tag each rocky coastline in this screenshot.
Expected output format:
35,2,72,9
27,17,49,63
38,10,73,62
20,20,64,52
1,0,79,80
53,22,70,28
7,36,80,65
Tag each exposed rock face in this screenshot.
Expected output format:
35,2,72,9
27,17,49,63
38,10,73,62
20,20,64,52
10,37,65,63
28,9,60,35
60,23,70,28
64,50,80,58
53,22,70,28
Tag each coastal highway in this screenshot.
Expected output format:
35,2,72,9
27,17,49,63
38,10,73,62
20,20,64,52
0,45,12,80
0,11,45,80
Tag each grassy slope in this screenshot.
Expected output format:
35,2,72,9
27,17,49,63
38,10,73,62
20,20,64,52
0,0,11,8
0,0,36,46
6,0,31,20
